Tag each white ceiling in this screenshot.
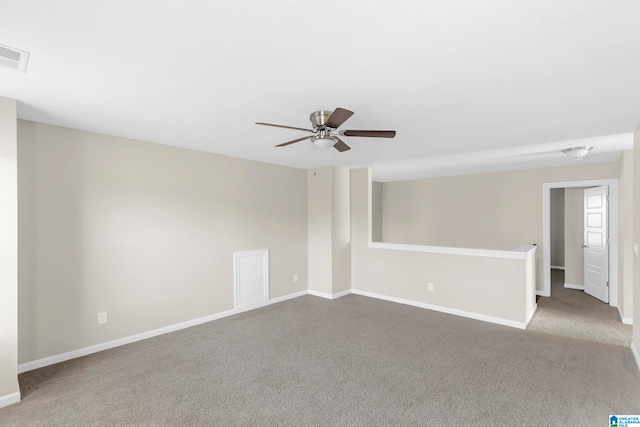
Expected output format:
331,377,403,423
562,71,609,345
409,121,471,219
1,0,638,181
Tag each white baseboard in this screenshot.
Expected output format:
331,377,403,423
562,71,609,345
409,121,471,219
308,290,332,299
632,342,640,373
536,290,551,297
332,289,352,299
524,303,538,328
12,286,556,374
0,392,21,409
18,289,309,374
351,289,528,329
564,283,585,290
618,306,633,325
308,289,352,300
551,266,565,270
234,290,308,314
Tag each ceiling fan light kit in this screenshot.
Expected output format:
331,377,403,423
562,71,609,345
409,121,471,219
311,137,337,150
310,127,336,149
561,146,593,161
256,107,396,153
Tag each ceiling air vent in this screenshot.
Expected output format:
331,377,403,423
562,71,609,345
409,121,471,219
0,44,29,73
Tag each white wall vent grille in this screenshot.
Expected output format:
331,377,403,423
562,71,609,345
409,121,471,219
0,44,29,73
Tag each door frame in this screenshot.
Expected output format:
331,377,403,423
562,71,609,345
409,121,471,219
541,179,618,308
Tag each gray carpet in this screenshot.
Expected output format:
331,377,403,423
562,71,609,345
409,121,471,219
1,275,639,426
528,269,633,347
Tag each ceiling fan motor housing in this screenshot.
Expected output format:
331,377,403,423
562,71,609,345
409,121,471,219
310,111,333,130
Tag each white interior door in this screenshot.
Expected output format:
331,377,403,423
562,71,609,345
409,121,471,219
583,186,609,303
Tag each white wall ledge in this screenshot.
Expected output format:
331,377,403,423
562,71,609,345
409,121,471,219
368,242,537,260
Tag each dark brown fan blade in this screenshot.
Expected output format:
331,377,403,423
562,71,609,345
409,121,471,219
256,122,315,133
342,130,396,138
333,138,351,152
275,135,314,147
324,108,354,129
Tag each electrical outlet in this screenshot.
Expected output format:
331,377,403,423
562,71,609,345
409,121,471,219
98,312,107,324
428,283,434,292
293,274,298,282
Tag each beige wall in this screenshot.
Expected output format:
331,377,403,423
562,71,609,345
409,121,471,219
379,162,619,291
352,168,535,326
308,167,333,295
634,126,640,354
550,188,565,267
564,187,589,286
0,97,19,402
372,181,382,242
18,120,308,363
619,150,633,321
332,167,351,294
308,166,351,296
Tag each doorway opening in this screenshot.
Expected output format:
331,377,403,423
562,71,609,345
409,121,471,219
542,179,619,308
528,267,632,346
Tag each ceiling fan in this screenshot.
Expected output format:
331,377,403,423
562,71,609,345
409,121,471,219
256,108,396,152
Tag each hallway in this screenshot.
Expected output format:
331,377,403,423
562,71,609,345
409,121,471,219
528,269,632,347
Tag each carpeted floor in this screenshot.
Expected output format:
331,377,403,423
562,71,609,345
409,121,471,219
1,271,638,426
528,269,632,347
